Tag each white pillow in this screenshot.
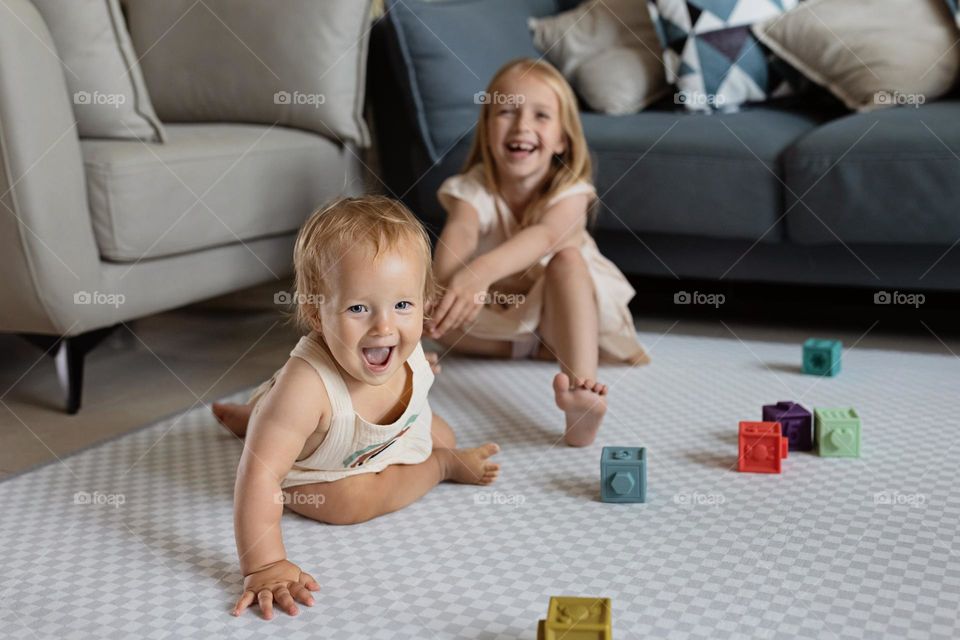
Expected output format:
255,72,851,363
753,0,960,112
31,0,166,142
529,0,669,114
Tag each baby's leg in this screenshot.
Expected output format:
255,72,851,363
212,373,276,438
285,415,499,525
538,248,608,447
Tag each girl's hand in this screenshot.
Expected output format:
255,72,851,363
232,559,319,619
428,267,489,338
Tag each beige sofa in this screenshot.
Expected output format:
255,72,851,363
0,0,368,412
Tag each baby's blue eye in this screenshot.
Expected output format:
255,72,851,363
347,304,367,314
396,301,413,311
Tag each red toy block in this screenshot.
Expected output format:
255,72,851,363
738,421,788,473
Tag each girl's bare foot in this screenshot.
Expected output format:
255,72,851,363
553,373,608,447
438,444,500,485
212,401,253,438
425,351,442,375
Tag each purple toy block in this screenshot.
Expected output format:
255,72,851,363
762,401,813,451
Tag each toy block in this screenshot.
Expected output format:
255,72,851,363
762,401,813,451
803,338,842,376
600,447,645,503
541,596,612,640
815,407,861,457
738,421,788,473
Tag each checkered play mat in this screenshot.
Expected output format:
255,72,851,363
1,332,958,639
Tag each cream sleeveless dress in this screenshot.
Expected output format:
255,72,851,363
437,165,649,364
248,333,435,488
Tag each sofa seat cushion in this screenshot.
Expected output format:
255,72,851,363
784,100,960,245
585,106,829,240
83,124,350,261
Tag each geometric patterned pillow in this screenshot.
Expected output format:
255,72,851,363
946,0,960,27
646,0,802,112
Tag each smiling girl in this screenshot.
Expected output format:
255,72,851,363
427,58,649,447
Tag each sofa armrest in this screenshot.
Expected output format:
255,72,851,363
0,0,102,335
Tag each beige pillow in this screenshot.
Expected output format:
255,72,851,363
30,0,166,142
752,0,960,112
529,0,669,114
123,0,371,146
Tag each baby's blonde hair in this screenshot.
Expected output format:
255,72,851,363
292,195,437,332
463,58,593,228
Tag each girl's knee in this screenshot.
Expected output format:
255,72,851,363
546,247,586,278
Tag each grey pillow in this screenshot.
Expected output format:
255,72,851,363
530,0,669,114
30,0,166,142
123,0,372,146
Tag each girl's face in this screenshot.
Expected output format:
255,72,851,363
316,241,425,386
486,69,567,186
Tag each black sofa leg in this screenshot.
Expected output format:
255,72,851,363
20,326,118,414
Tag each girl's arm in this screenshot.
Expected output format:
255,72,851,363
429,193,591,337
232,359,328,619
473,193,591,284
433,198,481,286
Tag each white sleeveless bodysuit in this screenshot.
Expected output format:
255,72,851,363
251,333,435,488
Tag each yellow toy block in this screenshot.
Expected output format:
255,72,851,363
540,596,612,640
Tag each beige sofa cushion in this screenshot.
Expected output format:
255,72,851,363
753,0,960,112
29,0,166,142
83,124,354,262
528,0,668,114
123,0,372,146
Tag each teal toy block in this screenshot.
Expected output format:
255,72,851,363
803,338,842,376
601,447,646,503
815,407,861,457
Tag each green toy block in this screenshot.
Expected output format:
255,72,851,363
542,596,612,640
803,338,842,376
600,447,646,503
815,407,861,457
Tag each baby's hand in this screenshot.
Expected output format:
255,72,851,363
232,559,320,619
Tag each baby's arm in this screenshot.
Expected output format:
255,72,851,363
434,197,481,285
232,358,329,619
430,194,591,337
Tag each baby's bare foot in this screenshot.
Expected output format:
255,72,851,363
425,351,442,375
212,401,253,438
439,444,500,485
553,373,608,447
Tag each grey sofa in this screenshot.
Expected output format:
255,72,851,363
369,0,960,293
0,0,365,412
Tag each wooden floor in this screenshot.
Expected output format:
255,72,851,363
0,279,956,480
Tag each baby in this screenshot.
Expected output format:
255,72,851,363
228,196,500,620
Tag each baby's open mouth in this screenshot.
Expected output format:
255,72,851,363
361,346,394,368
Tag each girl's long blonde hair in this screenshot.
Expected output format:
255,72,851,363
462,58,593,228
